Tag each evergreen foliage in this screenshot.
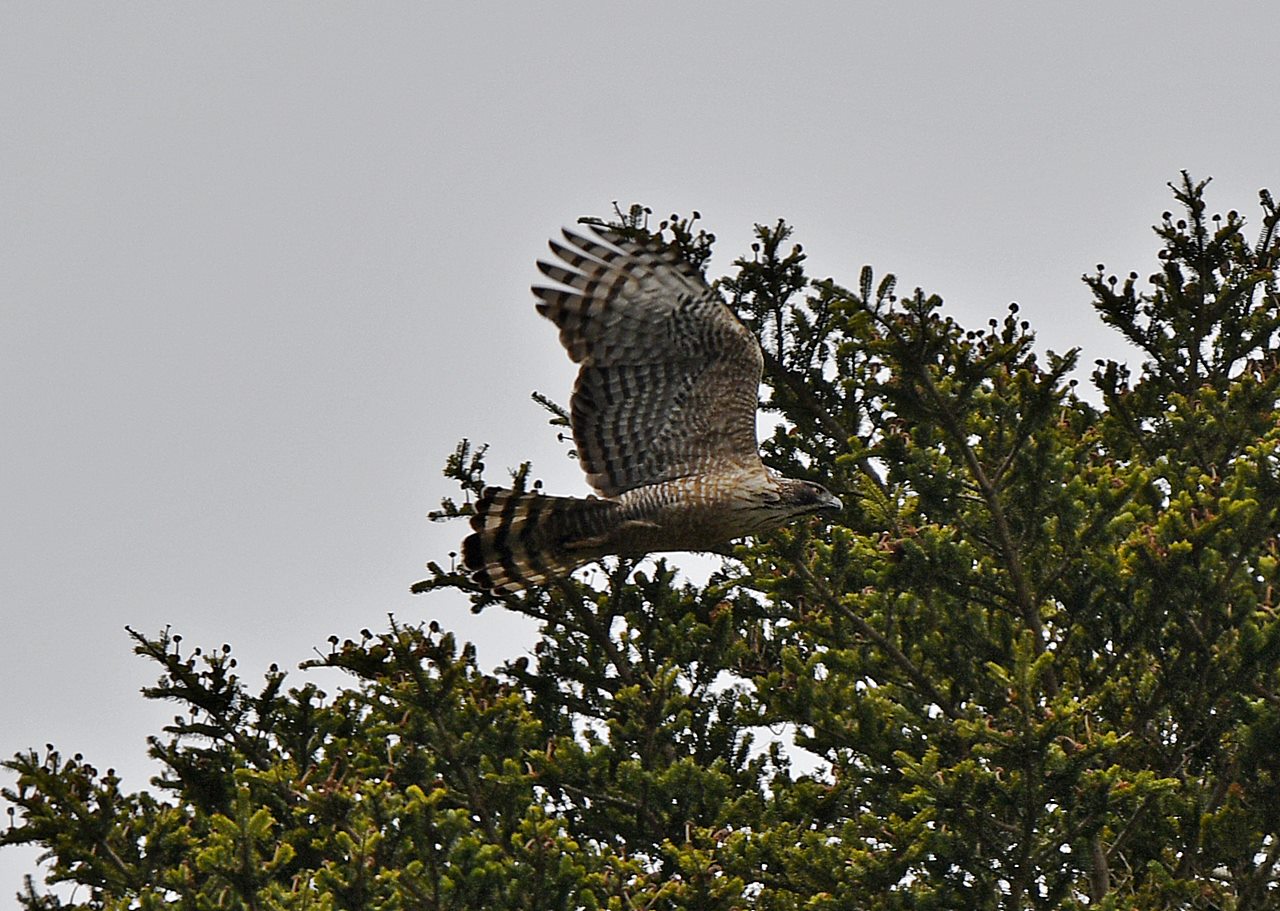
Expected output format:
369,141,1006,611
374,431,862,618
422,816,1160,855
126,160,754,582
5,174,1280,909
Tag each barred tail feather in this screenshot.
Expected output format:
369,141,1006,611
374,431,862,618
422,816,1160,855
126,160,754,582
462,487,620,593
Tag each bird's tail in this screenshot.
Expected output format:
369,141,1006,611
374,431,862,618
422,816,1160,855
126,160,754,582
462,487,620,593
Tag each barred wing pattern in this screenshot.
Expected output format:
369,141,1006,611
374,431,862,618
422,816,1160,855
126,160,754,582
532,228,766,498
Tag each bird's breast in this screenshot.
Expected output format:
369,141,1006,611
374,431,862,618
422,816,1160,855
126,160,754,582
611,471,784,553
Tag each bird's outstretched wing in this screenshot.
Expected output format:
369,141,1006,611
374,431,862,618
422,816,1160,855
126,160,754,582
532,227,765,498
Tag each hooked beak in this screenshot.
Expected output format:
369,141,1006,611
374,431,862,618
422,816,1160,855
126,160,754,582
818,491,843,515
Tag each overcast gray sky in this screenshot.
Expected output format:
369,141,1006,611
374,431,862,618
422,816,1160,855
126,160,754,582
3,2,1278,895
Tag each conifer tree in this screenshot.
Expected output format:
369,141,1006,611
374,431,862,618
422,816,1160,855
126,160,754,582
5,174,1280,909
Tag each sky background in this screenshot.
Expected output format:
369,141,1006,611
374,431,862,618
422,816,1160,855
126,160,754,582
3,2,1279,896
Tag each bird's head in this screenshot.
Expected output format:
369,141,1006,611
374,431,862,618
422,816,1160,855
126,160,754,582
776,477,843,518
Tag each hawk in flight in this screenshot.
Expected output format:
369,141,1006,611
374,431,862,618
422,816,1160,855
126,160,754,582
463,226,842,593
